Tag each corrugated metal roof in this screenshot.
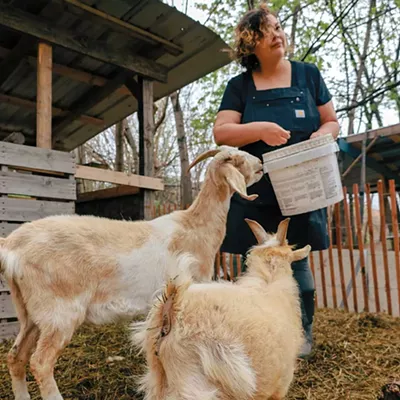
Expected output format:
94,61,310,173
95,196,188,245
339,123,400,191
0,0,231,150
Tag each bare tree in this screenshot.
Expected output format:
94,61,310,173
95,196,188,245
170,91,193,207
347,0,375,135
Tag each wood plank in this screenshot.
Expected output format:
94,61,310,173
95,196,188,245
0,93,104,126
0,37,34,88
36,42,52,149
75,165,163,191
327,207,338,308
345,123,400,143
0,222,22,237
0,46,133,97
0,4,168,83
389,180,400,313
0,274,10,292
318,250,328,308
0,292,17,319
52,70,132,144
377,180,393,315
138,78,156,220
309,252,318,308
0,142,75,174
214,252,221,280
0,171,76,200
343,187,358,312
366,184,380,312
0,198,74,222
353,184,369,312
77,185,139,203
334,203,348,311
0,320,19,342
62,0,183,56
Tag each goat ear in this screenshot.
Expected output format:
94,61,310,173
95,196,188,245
225,164,258,201
245,218,268,244
292,245,311,262
276,218,290,245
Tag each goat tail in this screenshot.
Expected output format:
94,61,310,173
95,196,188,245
0,240,29,327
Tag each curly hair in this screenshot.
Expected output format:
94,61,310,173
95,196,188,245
232,4,276,71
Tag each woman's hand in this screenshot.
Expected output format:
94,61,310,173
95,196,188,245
258,122,291,146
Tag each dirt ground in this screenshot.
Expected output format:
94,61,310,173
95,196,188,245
0,308,399,400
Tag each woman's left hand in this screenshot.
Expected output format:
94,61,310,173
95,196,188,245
309,131,327,139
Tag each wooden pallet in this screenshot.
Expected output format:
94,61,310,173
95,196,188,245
0,142,76,341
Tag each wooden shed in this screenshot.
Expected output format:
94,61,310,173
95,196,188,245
0,0,231,340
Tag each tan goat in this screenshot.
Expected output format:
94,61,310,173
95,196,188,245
133,218,311,400
0,146,263,400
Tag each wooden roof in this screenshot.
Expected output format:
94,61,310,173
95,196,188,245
339,123,400,191
0,0,231,151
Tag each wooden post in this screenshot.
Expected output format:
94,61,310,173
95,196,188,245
236,254,242,277
309,252,318,308
388,180,400,311
354,183,369,312
115,119,124,172
343,187,358,312
36,42,52,148
366,184,380,312
138,77,155,220
229,254,234,281
335,202,349,311
215,252,221,280
377,180,393,315
318,251,327,308
327,206,338,308
221,253,228,280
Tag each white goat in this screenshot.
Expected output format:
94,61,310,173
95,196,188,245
0,145,263,400
133,218,311,400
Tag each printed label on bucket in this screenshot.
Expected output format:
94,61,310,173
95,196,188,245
269,154,343,216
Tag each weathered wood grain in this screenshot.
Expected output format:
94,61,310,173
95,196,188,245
0,222,22,238
0,142,75,174
0,292,17,319
0,171,76,200
0,320,19,342
0,198,75,221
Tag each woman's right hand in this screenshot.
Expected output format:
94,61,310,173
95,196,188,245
258,122,291,146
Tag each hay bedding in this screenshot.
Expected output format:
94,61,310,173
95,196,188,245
0,309,399,400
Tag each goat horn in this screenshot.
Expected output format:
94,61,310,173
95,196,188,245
186,149,221,174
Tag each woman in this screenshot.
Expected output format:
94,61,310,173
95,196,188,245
214,4,340,358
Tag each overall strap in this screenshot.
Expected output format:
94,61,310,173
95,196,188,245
241,71,252,104
292,61,318,103
292,60,306,88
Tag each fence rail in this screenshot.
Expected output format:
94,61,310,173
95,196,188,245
152,178,400,317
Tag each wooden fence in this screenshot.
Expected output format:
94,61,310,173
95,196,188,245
0,142,76,341
152,179,400,317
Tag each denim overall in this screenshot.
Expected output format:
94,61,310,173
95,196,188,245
220,61,329,347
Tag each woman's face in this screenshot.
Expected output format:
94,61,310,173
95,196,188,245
254,15,286,60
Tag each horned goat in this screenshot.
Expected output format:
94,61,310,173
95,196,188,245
133,218,311,400
0,145,263,400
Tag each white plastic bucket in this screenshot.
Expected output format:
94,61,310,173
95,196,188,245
262,134,343,216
